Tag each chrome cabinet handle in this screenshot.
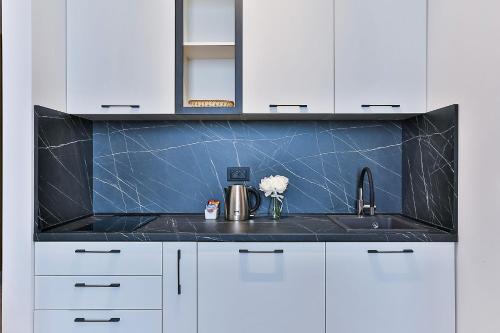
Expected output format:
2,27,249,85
361,104,400,108
75,249,121,254
74,318,120,323
367,249,414,254
74,283,121,288
239,249,284,254
101,104,140,109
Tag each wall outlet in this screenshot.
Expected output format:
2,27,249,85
227,167,250,182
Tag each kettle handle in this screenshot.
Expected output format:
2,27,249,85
247,187,261,214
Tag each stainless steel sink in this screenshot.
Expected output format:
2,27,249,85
328,214,429,231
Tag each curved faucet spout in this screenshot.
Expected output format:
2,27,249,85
357,167,375,216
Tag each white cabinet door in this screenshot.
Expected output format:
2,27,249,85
326,243,455,333
198,243,325,333
67,0,175,115
163,243,197,333
335,0,427,114
242,0,334,114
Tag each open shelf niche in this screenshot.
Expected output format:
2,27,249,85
176,0,242,114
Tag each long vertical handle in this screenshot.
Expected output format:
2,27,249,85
177,249,182,295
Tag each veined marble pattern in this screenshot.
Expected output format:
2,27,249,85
93,120,403,215
35,106,93,230
402,105,458,231
37,214,456,243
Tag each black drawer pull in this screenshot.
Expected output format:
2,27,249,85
101,104,140,109
75,318,120,323
239,249,284,254
74,283,121,288
269,104,307,108
75,249,121,254
367,249,414,254
361,104,401,108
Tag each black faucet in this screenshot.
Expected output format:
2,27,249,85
356,167,375,216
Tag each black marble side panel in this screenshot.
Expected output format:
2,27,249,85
402,105,458,231
35,106,93,230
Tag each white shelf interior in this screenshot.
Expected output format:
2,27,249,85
184,0,235,43
184,58,235,106
182,0,236,108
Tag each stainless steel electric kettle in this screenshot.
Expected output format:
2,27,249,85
224,185,261,221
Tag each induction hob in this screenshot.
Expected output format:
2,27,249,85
44,215,158,233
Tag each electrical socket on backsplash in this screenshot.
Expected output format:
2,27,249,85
227,167,250,182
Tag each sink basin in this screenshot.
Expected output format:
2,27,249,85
328,214,429,231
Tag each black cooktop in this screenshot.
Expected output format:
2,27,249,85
46,215,158,233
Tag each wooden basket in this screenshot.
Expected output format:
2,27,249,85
187,99,235,108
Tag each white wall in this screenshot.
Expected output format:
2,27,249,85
32,0,66,111
2,0,35,332
428,1,500,332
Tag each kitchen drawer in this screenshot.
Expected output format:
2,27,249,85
35,310,162,333
35,276,162,310
35,242,162,276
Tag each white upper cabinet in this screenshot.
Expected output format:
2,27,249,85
335,0,427,114
242,0,334,114
67,0,175,115
326,243,455,333
198,243,325,333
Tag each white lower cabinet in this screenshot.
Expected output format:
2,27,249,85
34,310,162,333
34,241,455,333
326,242,455,333
198,242,326,333
163,243,198,333
34,242,163,333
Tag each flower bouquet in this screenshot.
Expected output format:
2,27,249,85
259,175,289,220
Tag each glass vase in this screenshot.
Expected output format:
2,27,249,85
269,196,283,220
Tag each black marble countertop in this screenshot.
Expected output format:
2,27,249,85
34,214,457,242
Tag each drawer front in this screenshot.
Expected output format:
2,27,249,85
35,310,162,333
35,242,162,275
35,276,162,310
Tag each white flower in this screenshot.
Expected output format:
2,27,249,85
259,175,289,200
273,175,289,194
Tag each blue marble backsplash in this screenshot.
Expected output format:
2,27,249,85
93,121,403,215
